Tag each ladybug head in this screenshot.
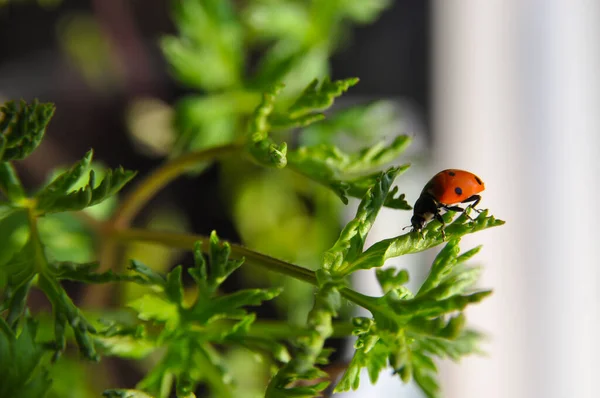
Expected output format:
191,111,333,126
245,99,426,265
410,214,426,233
410,194,438,235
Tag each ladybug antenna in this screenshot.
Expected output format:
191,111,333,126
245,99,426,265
402,225,412,231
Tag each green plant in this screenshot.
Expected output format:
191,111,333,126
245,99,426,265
0,2,504,398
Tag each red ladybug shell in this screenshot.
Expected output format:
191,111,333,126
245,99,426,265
422,169,485,205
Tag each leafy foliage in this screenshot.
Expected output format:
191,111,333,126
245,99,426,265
0,317,51,398
245,78,359,169
35,149,137,215
266,166,402,397
269,77,360,129
0,162,26,201
160,0,243,91
0,101,136,361
99,233,283,398
103,390,156,398
0,2,505,398
299,100,402,146
335,239,490,397
347,210,504,274
287,135,412,206
163,0,392,157
0,88,504,396
0,99,54,162
246,84,289,169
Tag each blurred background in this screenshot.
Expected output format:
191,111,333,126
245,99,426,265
1,1,599,398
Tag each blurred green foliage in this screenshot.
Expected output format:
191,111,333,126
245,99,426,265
161,0,406,331
164,0,395,156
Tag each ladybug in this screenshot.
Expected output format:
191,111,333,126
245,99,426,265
410,169,485,239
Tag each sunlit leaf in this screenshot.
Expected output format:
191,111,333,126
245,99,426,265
35,150,136,214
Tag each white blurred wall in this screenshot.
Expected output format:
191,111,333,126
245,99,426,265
433,1,600,397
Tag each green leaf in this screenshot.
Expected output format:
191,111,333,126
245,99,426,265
248,47,307,91
417,239,461,297
125,233,283,398
387,290,492,319
35,149,93,205
185,234,281,324
412,328,485,361
323,167,401,275
133,356,173,398
34,150,136,214
37,274,99,361
334,235,493,397
270,77,359,129
0,207,29,272
165,265,184,304
245,78,361,169
0,99,55,161
46,355,96,398
0,235,36,291
300,101,401,146
338,0,392,23
161,0,243,91
37,212,96,264
103,390,156,398
188,233,244,296
243,2,310,43
245,84,288,169
247,84,283,143
348,210,505,272
49,261,150,285
265,271,346,394
409,329,485,398
172,93,251,157
287,136,411,205
431,265,483,300
335,338,388,392
128,259,168,287
266,366,330,398
95,329,156,360
189,287,282,324
0,162,26,201
4,278,34,329
335,321,486,397
375,267,409,294
409,313,467,340
128,294,179,326
0,317,52,398
288,77,359,118
230,329,292,364
261,45,330,97
347,176,413,210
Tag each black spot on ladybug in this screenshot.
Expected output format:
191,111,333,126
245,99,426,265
475,176,483,185
455,187,463,195
448,171,456,176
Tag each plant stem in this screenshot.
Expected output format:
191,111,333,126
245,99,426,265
25,204,48,273
234,320,355,339
111,227,316,284
110,227,378,310
112,143,242,228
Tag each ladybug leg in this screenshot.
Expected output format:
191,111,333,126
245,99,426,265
461,195,483,214
434,212,447,240
442,204,474,221
443,205,465,212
